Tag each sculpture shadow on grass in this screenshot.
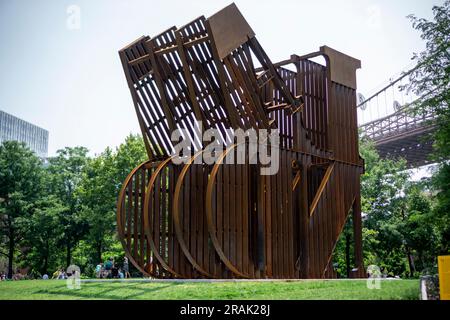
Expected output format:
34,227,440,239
34,282,183,300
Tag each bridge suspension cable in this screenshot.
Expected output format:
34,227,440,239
357,64,421,126
357,62,438,168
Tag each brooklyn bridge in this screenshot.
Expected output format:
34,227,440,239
358,66,436,168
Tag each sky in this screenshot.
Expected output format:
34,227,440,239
0,0,443,157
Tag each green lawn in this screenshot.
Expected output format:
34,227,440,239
0,279,420,300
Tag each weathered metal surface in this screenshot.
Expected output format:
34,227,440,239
208,3,255,60
320,46,361,90
117,3,365,279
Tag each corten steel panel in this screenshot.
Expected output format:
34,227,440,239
208,3,255,60
117,3,364,279
320,46,361,90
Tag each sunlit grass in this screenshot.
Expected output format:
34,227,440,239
0,279,420,300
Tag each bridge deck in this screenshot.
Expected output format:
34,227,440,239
359,106,436,168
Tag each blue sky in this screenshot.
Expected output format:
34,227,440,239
0,0,442,156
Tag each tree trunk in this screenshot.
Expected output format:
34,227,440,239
43,256,48,276
96,241,102,263
406,245,416,277
7,229,14,279
345,234,351,278
42,240,49,275
66,242,71,268
419,252,425,271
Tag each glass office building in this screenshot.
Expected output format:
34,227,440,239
0,110,49,158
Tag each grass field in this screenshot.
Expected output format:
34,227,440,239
0,279,420,300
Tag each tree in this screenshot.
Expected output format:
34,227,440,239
405,1,450,257
46,147,89,267
333,217,354,278
18,196,66,276
77,134,147,265
334,139,413,277
0,141,44,278
405,1,449,160
432,163,450,254
359,139,412,275
78,148,117,264
401,184,436,272
114,134,148,183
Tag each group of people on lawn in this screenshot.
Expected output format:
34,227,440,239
0,257,132,280
95,257,130,279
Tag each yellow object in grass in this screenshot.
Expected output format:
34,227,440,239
438,255,450,300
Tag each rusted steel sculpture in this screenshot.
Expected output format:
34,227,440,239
117,3,365,279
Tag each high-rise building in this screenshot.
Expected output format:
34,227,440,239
0,110,49,158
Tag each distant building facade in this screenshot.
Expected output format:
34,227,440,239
0,110,49,158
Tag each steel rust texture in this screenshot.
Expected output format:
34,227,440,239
117,3,365,279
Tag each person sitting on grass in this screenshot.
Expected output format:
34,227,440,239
123,257,130,279
57,270,67,280
95,262,102,278
52,268,62,279
104,257,114,278
12,271,25,280
111,266,119,278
